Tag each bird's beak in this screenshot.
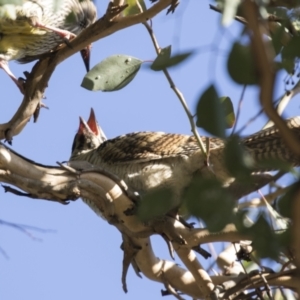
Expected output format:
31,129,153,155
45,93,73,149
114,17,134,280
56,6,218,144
87,108,99,135
87,108,108,142
80,44,92,72
78,117,91,134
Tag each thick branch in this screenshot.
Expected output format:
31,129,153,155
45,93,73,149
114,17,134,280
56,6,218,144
0,142,297,297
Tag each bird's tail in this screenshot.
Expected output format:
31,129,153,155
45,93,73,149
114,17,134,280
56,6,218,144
242,117,300,166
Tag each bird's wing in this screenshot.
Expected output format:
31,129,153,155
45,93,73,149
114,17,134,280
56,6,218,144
97,131,224,164
17,51,57,63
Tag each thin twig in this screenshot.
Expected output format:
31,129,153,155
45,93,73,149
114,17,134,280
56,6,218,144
0,219,55,241
0,219,56,233
258,271,273,299
209,4,247,25
233,243,260,295
142,21,207,159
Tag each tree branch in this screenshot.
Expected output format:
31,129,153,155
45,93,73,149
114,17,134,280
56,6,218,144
0,142,296,297
0,0,174,142
242,0,300,156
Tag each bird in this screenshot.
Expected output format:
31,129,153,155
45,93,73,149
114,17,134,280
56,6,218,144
69,108,300,215
0,0,97,92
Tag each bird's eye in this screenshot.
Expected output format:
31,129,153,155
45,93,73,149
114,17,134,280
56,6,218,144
87,141,95,149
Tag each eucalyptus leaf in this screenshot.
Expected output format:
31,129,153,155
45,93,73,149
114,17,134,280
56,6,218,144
257,158,295,174
282,36,300,72
250,215,280,259
224,135,254,181
137,188,174,221
81,55,143,91
269,22,289,55
220,96,235,128
184,177,235,231
227,42,258,85
196,85,227,138
277,181,300,218
151,51,193,70
236,212,281,259
151,46,171,71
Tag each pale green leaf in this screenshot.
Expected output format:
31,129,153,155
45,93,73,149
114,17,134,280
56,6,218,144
81,55,143,91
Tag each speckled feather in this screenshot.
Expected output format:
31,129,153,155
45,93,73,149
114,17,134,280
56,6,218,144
70,113,300,218
0,0,97,62
94,132,224,164
71,117,300,167
242,117,300,164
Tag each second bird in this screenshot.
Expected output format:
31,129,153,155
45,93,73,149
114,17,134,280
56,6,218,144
70,109,300,217
0,0,97,92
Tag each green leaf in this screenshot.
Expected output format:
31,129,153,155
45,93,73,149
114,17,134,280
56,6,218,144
81,55,143,91
276,228,291,251
184,177,235,231
137,188,175,221
227,42,258,85
123,0,147,16
257,158,295,174
236,212,282,260
277,181,300,218
151,50,193,70
250,215,280,259
270,23,287,55
196,85,227,138
220,96,235,128
150,46,171,71
224,135,254,181
266,7,290,53
282,36,300,72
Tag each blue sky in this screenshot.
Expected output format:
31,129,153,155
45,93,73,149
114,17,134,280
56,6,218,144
1,1,299,299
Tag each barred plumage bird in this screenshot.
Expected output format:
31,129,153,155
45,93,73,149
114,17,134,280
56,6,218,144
70,109,300,214
0,0,97,92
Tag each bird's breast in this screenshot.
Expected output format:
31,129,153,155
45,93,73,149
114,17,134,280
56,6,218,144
99,157,199,195
0,17,51,60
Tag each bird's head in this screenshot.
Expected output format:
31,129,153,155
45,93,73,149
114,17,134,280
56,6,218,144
71,108,106,157
66,0,97,34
